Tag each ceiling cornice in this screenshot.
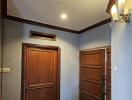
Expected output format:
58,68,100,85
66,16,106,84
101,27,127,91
79,18,111,33
2,0,111,34
5,15,80,34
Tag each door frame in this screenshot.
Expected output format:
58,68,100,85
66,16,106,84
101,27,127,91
21,43,60,100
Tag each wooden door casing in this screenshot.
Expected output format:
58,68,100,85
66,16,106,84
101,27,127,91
106,48,111,100
22,43,60,100
0,0,2,16
80,49,105,100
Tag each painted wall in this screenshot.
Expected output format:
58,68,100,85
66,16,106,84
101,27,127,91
79,23,111,50
2,20,111,100
2,19,23,100
111,13,132,100
2,19,79,100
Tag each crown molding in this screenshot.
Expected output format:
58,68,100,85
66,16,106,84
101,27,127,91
79,18,111,33
2,0,111,34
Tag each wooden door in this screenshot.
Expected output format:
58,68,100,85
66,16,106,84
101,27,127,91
106,48,111,100
0,0,1,16
22,43,60,100
80,49,105,100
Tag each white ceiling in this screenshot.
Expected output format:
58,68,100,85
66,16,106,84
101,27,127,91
7,0,110,31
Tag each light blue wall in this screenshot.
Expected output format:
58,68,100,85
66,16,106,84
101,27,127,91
2,19,23,100
3,3,132,100
79,23,111,50
2,19,111,100
111,15,132,100
23,23,80,100
3,19,79,100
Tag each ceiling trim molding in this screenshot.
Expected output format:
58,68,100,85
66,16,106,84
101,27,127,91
5,15,80,34
2,0,111,34
79,18,111,33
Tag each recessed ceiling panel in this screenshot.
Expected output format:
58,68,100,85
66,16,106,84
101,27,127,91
7,0,110,31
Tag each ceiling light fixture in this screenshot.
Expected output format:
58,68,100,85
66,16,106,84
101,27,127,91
60,14,67,20
107,0,131,23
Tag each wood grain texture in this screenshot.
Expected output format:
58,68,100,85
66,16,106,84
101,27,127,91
22,43,60,100
106,48,111,100
80,49,105,100
0,0,1,16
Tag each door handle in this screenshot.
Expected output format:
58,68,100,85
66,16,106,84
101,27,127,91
26,85,29,89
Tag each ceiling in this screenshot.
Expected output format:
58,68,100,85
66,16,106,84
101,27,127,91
126,0,132,9
7,0,110,32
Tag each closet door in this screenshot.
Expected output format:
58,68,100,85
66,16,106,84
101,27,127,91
106,48,111,100
80,49,105,100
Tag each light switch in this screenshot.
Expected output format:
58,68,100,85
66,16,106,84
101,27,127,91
114,66,118,73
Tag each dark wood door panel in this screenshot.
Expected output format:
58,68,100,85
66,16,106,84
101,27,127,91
80,50,105,66
22,43,60,100
80,54,103,65
81,81,102,97
80,94,97,100
81,67,103,81
26,87,56,100
80,49,105,100
26,48,56,85
80,92,102,100
80,48,111,100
